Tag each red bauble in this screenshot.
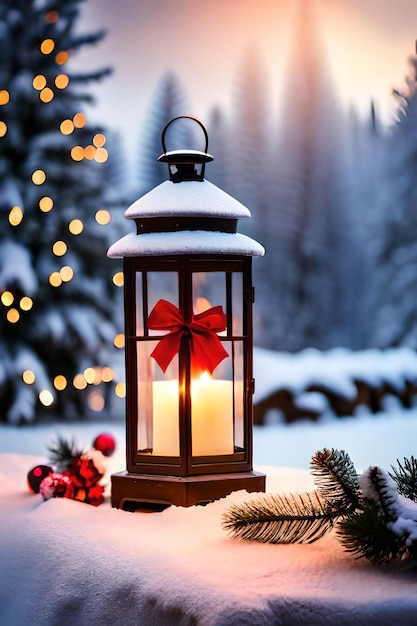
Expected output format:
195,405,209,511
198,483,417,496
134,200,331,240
39,473,73,500
92,432,116,457
27,464,53,494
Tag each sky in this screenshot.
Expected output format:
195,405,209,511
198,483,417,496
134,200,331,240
74,0,417,165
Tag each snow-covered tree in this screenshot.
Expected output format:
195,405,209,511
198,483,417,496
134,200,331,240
261,0,354,352
135,71,191,196
0,0,123,423
374,47,417,348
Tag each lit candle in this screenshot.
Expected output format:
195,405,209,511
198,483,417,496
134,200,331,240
152,374,234,457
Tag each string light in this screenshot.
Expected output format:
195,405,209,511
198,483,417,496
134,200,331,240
1,291,14,306
94,147,108,163
52,241,67,256
73,373,87,390
40,87,54,103
73,112,86,128
93,134,106,148
115,382,126,398
59,266,74,282
19,296,33,311
40,39,55,55
88,392,105,411
55,74,69,89
45,10,58,24
112,272,124,287
22,370,36,385
9,206,23,226
0,89,10,104
68,219,83,235
95,209,111,225
39,196,53,212
70,146,83,161
114,333,125,349
101,367,114,382
7,308,20,323
49,271,62,287
0,121,7,137
60,119,74,135
84,367,96,384
39,390,54,406
53,375,67,391
32,75,47,90
55,51,69,65
32,169,46,185
84,145,95,160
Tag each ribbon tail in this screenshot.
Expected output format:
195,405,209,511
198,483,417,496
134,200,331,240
150,330,183,373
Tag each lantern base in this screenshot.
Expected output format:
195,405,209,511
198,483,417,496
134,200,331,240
110,470,266,510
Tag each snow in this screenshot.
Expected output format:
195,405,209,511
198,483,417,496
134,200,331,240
1,349,417,624
0,240,38,295
107,230,265,258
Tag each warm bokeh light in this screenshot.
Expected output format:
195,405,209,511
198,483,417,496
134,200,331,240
52,241,67,256
40,39,55,55
20,296,33,311
55,50,69,65
68,218,83,235
40,87,54,103
70,146,84,161
115,382,126,398
60,265,74,282
93,133,106,148
39,196,53,212
0,90,9,105
32,169,46,185
45,10,58,24
101,367,114,382
88,392,105,412
95,209,111,225
94,147,108,163
49,271,62,287
7,308,20,323
73,373,87,390
53,375,67,391
84,144,95,160
83,367,96,384
73,112,86,128
9,206,23,226
114,333,125,349
39,389,54,406
112,271,124,287
55,73,69,89
1,291,14,306
22,370,36,385
60,119,74,135
32,75,47,90
0,121,7,137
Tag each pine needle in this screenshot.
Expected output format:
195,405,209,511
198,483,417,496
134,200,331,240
390,456,417,502
47,435,83,472
311,448,360,512
222,490,340,544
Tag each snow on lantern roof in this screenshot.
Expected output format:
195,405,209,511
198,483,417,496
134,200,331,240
124,179,251,220
107,230,265,258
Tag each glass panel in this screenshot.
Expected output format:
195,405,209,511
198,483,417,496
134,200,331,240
135,272,144,336
191,341,235,456
137,340,180,457
192,272,226,320
148,272,178,336
232,341,245,450
231,272,243,336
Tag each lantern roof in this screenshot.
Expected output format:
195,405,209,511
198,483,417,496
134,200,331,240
107,115,265,259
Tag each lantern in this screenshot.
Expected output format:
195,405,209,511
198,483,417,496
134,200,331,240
108,116,266,509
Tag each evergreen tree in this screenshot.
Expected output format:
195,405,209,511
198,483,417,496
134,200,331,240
135,71,191,196
0,0,122,423
373,46,417,348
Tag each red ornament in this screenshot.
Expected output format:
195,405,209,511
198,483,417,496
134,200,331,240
39,473,73,500
92,432,116,457
27,464,53,494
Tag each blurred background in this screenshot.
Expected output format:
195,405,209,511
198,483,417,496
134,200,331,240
1,0,417,426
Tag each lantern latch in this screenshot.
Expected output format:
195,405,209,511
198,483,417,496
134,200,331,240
157,115,214,182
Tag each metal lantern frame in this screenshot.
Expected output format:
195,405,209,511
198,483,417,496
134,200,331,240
108,116,266,509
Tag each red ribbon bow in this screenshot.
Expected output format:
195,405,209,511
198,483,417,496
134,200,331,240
147,299,229,374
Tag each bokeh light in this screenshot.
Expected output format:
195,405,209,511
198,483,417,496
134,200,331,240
53,375,67,391
70,146,84,161
68,219,83,235
9,206,23,226
0,90,9,104
60,119,74,135
20,296,33,311
7,308,20,323
115,382,126,398
114,333,125,348
55,74,69,89
52,241,67,256
22,370,36,385
73,112,86,128
60,266,74,282
39,390,54,406
49,272,62,287
88,392,105,412
112,272,124,287
32,75,47,90
40,39,55,55
55,51,69,65
1,291,14,306
45,10,58,24
32,169,46,185
0,121,7,137
73,373,87,390
95,209,111,225
40,87,54,103
39,196,53,212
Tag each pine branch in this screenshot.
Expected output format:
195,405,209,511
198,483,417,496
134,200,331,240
222,490,340,544
337,503,407,564
390,456,417,502
311,448,361,512
361,466,398,523
47,436,83,472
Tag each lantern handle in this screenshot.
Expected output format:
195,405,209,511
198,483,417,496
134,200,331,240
160,115,209,155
